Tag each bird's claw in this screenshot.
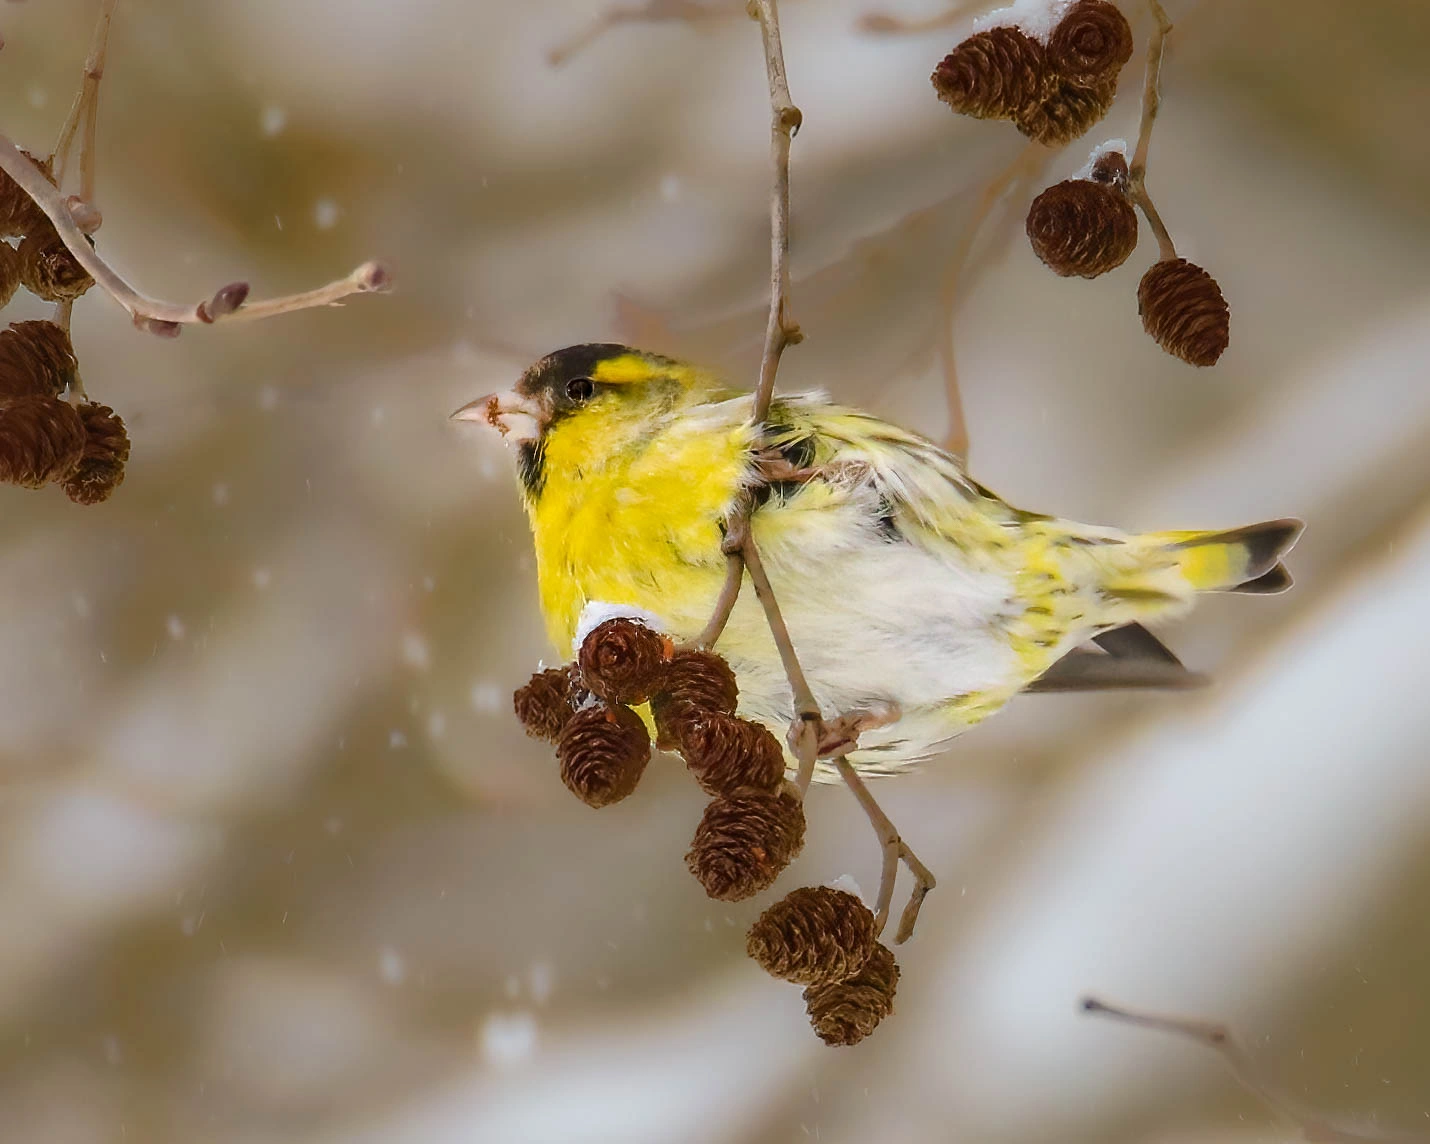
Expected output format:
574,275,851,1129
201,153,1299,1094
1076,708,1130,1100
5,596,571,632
816,701,901,758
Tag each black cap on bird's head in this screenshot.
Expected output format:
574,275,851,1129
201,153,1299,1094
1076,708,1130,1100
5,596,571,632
451,343,710,498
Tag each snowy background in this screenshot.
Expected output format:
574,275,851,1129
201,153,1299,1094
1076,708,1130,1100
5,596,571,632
0,1,1428,1141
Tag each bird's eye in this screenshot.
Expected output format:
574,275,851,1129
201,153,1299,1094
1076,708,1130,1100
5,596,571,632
565,377,596,403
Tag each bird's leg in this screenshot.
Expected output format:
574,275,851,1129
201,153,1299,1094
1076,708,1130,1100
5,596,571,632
832,756,936,943
752,455,821,484
817,700,901,758
752,453,873,487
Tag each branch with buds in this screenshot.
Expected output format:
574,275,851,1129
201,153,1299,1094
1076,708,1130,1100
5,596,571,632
547,0,745,67
0,0,390,505
0,2,389,340
1083,997,1428,1143
694,0,938,950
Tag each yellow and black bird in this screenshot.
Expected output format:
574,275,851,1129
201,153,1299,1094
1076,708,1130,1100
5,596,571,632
454,344,1301,777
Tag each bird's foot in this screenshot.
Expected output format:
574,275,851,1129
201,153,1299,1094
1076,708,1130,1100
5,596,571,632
816,700,901,758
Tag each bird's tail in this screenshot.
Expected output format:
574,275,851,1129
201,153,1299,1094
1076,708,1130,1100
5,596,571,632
1093,518,1304,618
1150,518,1305,595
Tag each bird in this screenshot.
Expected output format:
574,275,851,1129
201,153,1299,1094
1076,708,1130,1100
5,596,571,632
453,343,1302,779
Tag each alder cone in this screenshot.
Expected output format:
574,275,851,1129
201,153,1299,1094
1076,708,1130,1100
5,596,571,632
1047,0,1134,87
0,394,86,488
1089,149,1130,189
557,703,651,808
1026,177,1137,277
650,649,739,749
62,403,131,506
514,666,584,742
17,229,94,302
685,786,806,902
0,152,54,239
0,320,79,399
1138,258,1230,366
932,26,1047,122
747,886,878,987
1015,76,1115,145
679,712,785,797
0,240,19,310
577,618,668,705
803,942,900,1047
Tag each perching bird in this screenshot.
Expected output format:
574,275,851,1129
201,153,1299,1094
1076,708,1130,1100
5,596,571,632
454,343,1301,778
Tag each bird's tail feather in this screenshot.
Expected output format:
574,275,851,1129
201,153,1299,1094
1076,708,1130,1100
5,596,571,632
1156,518,1304,595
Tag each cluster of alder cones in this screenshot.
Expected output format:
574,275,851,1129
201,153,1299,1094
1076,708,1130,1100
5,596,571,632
0,156,129,503
932,0,1134,146
515,617,899,1045
934,0,1231,367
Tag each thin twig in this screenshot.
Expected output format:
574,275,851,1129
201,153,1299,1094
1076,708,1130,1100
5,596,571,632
693,554,745,648
1082,998,1428,1144
51,0,118,186
1126,0,1177,262
738,532,823,792
855,4,972,36
936,139,1048,458
0,136,389,337
78,0,116,204
748,0,804,423
686,0,939,941
833,757,937,943
548,0,738,68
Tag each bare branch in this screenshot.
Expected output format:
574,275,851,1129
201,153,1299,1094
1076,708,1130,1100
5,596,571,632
0,136,390,337
684,0,939,941
52,0,118,191
937,139,1049,458
833,757,936,942
737,532,823,790
1082,997,1429,1143
748,0,804,424
855,4,972,36
78,0,116,204
548,0,739,68
1126,0,1177,261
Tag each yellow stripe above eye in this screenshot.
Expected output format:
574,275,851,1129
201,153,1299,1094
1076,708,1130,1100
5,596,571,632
590,353,700,386
591,354,660,384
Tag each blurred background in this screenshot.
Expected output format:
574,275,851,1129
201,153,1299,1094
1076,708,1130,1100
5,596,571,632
0,0,1427,1140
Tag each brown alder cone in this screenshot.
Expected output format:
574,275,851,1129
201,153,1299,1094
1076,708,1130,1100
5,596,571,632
677,711,785,796
650,649,739,749
557,703,652,808
1014,76,1115,145
17,228,94,302
0,394,86,488
803,942,900,1047
0,152,55,240
1026,173,1137,277
61,403,130,506
1138,257,1231,366
1089,149,1130,189
931,26,1048,123
0,240,19,310
577,618,669,706
1047,0,1134,87
746,886,878,987
514,665,586,742
685,785,806,902
0,320,79,399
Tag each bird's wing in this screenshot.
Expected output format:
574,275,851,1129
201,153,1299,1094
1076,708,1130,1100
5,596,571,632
1026,623,1209,692
762,397,1022,539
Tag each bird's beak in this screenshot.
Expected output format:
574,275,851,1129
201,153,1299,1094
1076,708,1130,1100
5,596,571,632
450,389,543,444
